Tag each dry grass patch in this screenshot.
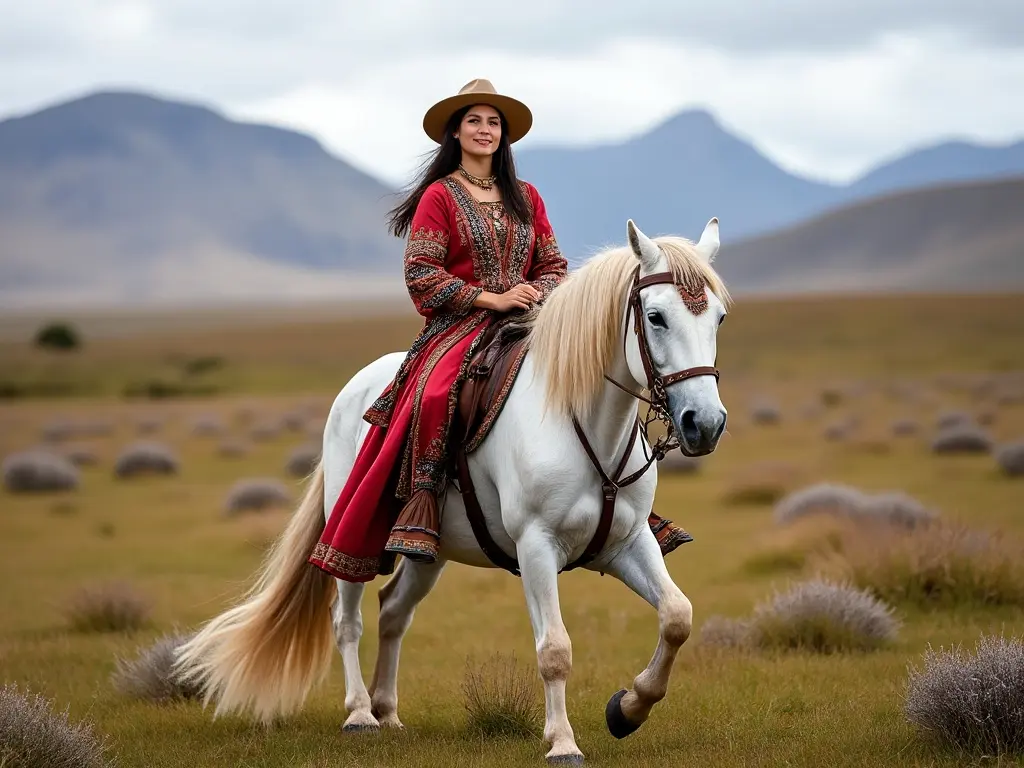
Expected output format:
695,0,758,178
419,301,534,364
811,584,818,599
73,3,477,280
700,579,899,654
995,440,1024,477
905,633,1024,757
113,441,179,478
286,443,321,478
64,581,151,633
818,522,1024,609
223,478,293,517
2,450,80,492
774,483,937,529
461,652,542,739
931,425,993,455
112,632,202,703
0,683,112,767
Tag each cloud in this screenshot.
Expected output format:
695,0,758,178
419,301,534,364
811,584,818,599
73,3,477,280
229,31,1024,186
0,1,1022,188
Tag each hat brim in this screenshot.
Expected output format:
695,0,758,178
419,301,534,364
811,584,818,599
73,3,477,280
422,93,533,145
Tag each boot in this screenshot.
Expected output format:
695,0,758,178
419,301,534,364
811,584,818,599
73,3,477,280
384,488,441,563
648,512,693,557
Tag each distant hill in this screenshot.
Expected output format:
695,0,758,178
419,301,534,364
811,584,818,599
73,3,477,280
847,139,1024,201
715,176,1024,294
1,89,1022,306
0,91,403,305
515,112,1024,267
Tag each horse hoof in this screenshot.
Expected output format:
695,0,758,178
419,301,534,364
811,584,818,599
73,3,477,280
546,754,584,765
342,723,380,735
605,689,642,740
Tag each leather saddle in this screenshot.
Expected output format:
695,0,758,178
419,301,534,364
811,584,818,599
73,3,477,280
451,319,531,575
455,319,531,454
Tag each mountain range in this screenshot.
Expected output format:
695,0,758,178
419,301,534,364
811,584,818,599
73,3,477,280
1,90,1022,307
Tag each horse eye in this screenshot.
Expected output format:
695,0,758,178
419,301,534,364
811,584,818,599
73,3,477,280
647,311,667,329
718,314,726,326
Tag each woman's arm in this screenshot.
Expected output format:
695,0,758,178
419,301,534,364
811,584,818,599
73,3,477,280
524,184,569,301
403,184,483,319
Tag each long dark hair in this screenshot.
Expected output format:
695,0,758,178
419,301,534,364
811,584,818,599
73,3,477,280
387,104,532,238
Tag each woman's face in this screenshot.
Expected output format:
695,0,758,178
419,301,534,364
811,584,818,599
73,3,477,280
454,104,502,160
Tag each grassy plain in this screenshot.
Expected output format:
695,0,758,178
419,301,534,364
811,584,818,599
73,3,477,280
1,292,1023,767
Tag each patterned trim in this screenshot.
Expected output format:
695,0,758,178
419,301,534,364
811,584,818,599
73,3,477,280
530,232,567,300
396,312,489,498
405,226,481,316
441,177,534,294
679,273,709,315
309,542,380,581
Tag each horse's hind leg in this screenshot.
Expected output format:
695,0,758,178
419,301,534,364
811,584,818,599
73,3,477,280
368,557,445,728
333,580,379,732
602,528,693,738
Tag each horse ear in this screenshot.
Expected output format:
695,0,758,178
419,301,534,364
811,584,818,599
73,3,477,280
695,217,720,264
626,219,660,269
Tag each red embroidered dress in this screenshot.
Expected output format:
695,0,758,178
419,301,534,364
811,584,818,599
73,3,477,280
309,176,568,582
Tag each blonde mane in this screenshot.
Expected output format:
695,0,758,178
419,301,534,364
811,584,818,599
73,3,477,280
526,236,731,419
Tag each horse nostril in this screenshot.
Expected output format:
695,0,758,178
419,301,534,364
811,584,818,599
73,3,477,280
681,410,700,445
712,413,727,442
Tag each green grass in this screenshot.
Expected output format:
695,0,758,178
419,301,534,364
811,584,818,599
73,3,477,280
1,294,1023,766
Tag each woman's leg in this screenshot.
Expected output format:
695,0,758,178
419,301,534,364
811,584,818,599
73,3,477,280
384,330,481,562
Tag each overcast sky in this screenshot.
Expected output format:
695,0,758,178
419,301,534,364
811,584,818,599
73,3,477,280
2,0,1023,187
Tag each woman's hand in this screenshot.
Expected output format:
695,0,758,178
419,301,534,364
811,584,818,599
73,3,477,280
475,284,542,312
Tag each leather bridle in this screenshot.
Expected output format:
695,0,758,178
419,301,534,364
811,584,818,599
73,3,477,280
566,266,721,570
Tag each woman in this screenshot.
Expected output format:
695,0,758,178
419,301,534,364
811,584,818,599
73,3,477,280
309,79,569,582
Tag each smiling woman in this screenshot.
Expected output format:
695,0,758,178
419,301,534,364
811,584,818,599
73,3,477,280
308,78,569,580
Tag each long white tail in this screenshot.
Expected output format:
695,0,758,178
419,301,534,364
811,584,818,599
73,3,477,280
173,458,336,723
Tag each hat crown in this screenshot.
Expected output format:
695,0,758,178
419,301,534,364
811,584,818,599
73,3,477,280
458,78,497,96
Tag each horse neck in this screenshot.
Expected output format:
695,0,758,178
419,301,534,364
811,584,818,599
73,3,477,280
577,296,642,469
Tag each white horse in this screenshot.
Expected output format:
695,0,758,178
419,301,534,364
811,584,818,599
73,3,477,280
174,219,731,764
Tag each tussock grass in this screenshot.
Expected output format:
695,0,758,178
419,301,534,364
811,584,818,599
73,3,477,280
113,441,179,478
0,683,112,767
223,478,292,517
461,653,542,739
2,450,80,492
820,523,1024,609
931,425,993,455
112,632,202,703
774,483,936,529
64,581,151,633
286,443,321,478
995,440,1024,477
905,633,1024,756
701,579,899,654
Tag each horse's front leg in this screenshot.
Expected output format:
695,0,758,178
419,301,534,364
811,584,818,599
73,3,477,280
518,527,584,764
601,525,693,738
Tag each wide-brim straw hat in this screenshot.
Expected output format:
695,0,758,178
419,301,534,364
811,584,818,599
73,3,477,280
422,78,533,145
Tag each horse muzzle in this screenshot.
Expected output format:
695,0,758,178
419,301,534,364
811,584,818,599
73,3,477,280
675,407,727,457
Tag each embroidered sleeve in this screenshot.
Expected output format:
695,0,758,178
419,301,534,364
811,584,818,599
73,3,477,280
525,185,568,302
404,185,482,319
